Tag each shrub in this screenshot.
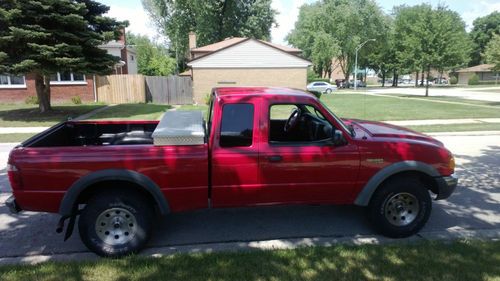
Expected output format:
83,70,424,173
25,95,39,105
449,76,458,85
71,96,82,104
203,94,211,105
308,78,331,83
468,74,479,85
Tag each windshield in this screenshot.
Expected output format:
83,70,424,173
318,99,354,137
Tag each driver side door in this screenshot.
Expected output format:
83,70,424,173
258,101,360,205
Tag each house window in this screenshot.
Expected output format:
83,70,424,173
50,72,86,85
0,74,26,88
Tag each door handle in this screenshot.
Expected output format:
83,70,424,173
267,155,283,162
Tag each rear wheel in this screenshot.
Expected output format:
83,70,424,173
78,190,154,257
368,177,431,238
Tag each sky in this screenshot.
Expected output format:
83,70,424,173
100,0,500,46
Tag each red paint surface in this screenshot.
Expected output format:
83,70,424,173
8,87,455,214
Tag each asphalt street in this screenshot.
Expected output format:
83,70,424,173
0,133,499,259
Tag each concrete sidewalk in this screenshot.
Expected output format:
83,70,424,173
386,118,500,126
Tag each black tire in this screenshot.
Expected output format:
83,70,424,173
368,177,431,238
78,189,154,257
325,88,332,94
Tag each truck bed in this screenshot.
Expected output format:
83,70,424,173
10,120,209,213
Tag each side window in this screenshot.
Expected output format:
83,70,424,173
269,104,334,143
220,104,254,147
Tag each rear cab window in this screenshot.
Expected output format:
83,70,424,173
219,103,254,147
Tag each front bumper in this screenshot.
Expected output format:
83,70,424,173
434,175,458,200
5,195,22,214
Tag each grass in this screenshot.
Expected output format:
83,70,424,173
0,240,499,281
0,104,104,127
87,104,172,120
380,94,500,107
0,133,36,143
177,104,208,117
321,94,500,121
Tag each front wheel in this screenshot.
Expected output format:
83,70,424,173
368,177,431,238
325,88,333,94
78,189,154,257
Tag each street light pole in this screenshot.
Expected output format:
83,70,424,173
354,39,376,90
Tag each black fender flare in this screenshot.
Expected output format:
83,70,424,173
59,169,170,217
354,161,440,206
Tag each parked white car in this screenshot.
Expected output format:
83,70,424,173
306,81,337,94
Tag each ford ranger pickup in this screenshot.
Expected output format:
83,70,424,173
6,87,457,257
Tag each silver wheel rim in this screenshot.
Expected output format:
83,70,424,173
384,192,419,226
95,208,137,246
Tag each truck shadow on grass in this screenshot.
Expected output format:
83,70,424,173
0,146,499,261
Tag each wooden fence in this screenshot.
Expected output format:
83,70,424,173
96,74,193,104
96,74,146,103
145,76,193,104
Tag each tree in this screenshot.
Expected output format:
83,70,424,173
392,4,471,96
142,0,277,71
126,33,176,76
469,11,500,66
484,34,500,71
0,0,126,112
484,34,500,84
287,0,386,86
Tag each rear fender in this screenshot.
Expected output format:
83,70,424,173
59,169,170,217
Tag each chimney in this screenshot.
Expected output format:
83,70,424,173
189,32,197,50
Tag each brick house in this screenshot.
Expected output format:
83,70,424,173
0,31,137,103
455,64,497,84
185,33,312,103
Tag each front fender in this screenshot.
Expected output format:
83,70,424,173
354,161,440,206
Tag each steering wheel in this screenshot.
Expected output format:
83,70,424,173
284,108,302,132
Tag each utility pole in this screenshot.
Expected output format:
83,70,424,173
354,39,376,90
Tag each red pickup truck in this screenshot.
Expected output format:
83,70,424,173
6,87,457,257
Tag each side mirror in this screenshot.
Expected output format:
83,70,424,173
331,130,347,146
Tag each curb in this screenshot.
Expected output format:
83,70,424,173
0,228,499,265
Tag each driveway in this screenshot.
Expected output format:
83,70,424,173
0,133,499,259
368,86,500,103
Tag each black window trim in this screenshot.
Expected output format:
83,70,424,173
219,102,255,148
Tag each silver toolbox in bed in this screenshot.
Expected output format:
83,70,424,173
152,111,205,145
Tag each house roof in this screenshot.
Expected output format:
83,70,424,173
191,37,302,54
187,38,311,67
456,64,494,73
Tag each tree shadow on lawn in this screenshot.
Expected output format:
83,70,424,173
0,104,104,126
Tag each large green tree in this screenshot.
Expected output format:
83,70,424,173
0,0,126,112
142,0,277,71
287,0,386,85
484,34,500,83
126,32,176,76
393,4,471,95
469,11,500,66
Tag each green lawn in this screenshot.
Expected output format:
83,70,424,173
0,104,104,127
0,240,499,281
322,94,500,121
87,104,172,120
0,133,36,143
